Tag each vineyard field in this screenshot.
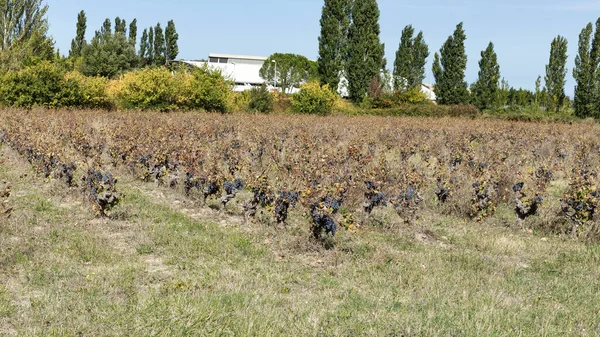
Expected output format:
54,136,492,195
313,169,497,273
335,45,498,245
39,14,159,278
0,109,599,336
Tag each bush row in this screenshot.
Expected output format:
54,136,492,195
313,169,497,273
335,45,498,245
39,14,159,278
0,61,232,112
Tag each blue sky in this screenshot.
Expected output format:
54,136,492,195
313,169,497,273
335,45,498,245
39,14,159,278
46,0,600,95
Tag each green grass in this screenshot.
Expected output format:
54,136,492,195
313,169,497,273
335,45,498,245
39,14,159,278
1,148,600,336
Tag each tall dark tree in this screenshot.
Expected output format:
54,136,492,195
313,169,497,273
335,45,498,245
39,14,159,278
101,18,112,36
471,42,500,110
153,23,165,65
346,0,385,103
573,19,600,118
147,27,154,65
129,19,137,48
139,28,148,62
0,0,54,70
165,20,179,62
432,22,469,105
69,10,87,58
545,35,568,112
574,23,593,118
410,32,429,88
393,26,429,90
81,20,137,77
317,0,352,91
114,17,126,35
393,25,414,90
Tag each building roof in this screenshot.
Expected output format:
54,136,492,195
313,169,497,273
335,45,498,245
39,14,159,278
208,53,268,61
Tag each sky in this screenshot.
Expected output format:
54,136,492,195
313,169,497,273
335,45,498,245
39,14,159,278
46,0,600,96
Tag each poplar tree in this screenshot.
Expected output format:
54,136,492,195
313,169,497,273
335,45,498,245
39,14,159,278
471,42,500,110
393,26,429,90
165,20,179,62
139,29,148,63
410,32,429,88
129,19,137,48
114,17,126,35
69,10,87,58
0,0,54,69
317,0,352,91
393,25,414,90
346,0,385,103
574,19,600,118
545,35,568,112
432,22,469,105
147,27,154,65
153,23,165,65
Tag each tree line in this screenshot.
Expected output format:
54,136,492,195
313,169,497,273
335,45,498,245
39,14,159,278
1,0,600,117
316,0,600,117
68,10,179,78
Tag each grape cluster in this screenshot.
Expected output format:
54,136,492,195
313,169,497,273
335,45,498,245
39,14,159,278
83,169,120,217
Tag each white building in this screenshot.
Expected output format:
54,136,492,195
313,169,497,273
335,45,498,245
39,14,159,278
179,53,436,100
180,54,269,92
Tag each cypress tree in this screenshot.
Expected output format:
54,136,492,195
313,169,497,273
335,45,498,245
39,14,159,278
545,35,568,112
317,0,352,91
393,25,414,90
69,10,87,58
129,19,137,48
410,31,429,88
165,20,179,62
472,42,500,110
101,18,111,37
114,17,126,35
139,28,148,63
153,23,165,65
393,26,429,90
432,22,469,105
147,27,154,65
574,23,593,118
346,0,385,103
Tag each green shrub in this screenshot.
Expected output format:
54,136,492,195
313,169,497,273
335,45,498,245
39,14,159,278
248,84,274,113
117,67,178,111
0,61,66,108
189,65,232,113
63,72,112,109
393,86,429,105
290,81,337,115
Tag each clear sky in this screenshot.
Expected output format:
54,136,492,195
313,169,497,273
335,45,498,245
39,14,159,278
46,0,600,96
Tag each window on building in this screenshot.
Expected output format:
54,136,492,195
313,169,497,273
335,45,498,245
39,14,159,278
218,58,229,63
209,57,218,63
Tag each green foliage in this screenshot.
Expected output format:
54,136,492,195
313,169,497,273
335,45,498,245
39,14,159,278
147,27,155,65
259,53,316,94
154,23,166,66
394,86,429,104
129,19,138,48
248,84,274,113
80,20,137,78
114,17,126,35
0,0,54,71
545,35,568,112
574,20,600,118
291,81,337,115
346,0,385,103
116,65,232,112
69,10,87,58
317,0,352,91
393,26,429,91
433,22,470,105
165,20,179,62
472,42,500,110
117,67,176,110
64,71,112,109
139,29,149,60
0,61,65,108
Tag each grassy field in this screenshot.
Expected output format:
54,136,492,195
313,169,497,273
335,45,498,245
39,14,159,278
1,142,600,337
